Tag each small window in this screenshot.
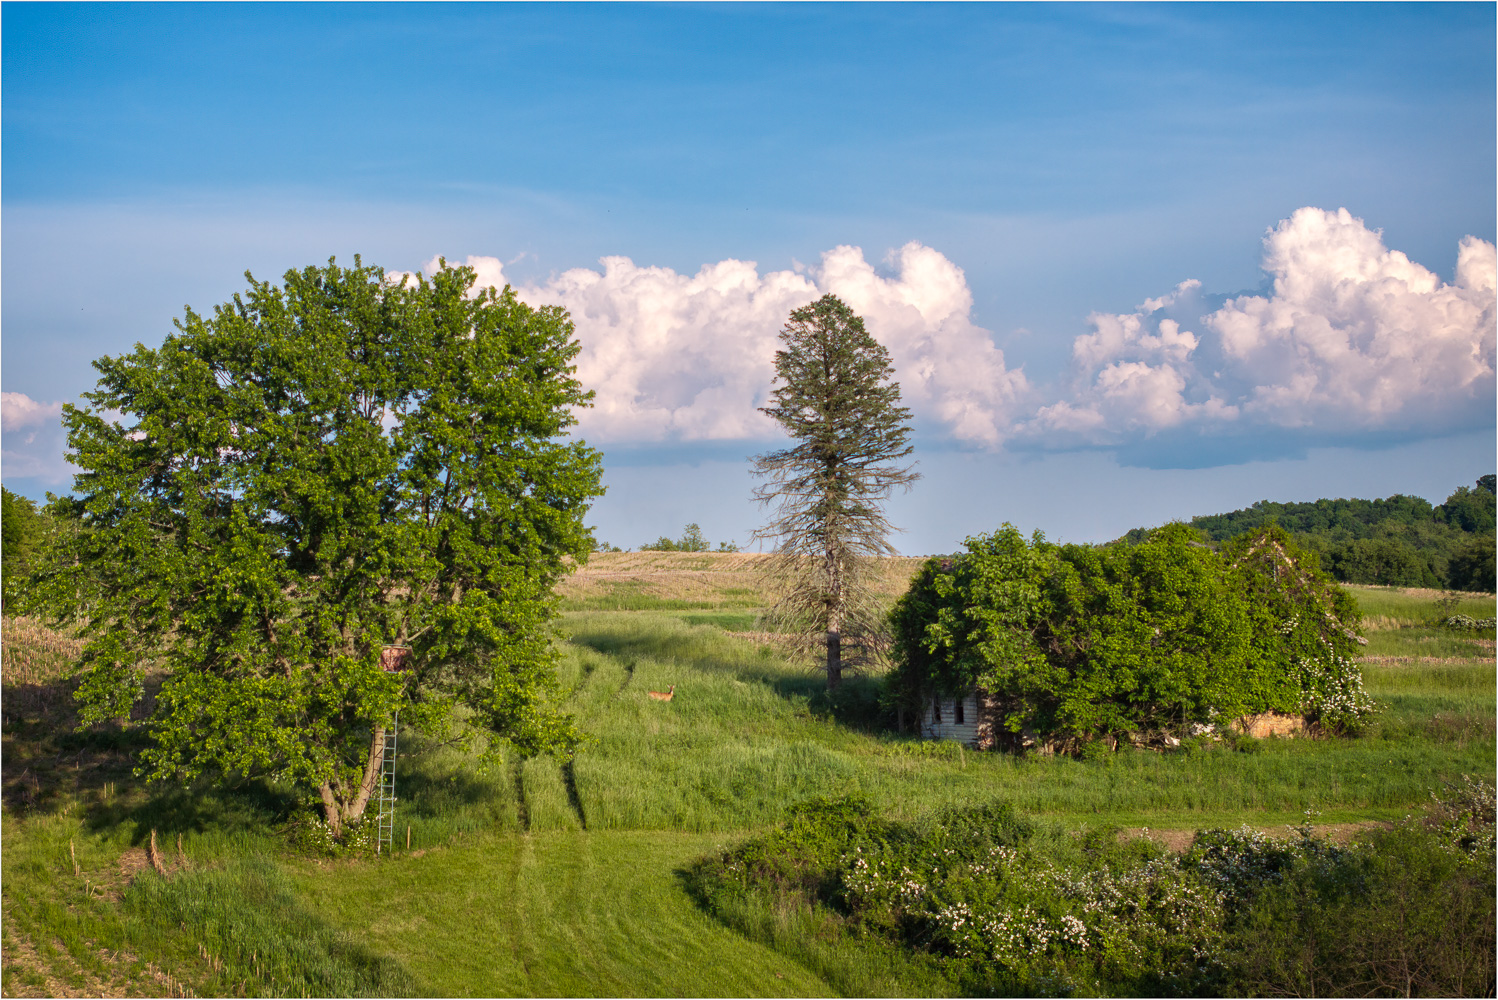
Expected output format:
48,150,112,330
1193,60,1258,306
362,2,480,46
954,699,965,725
932,698,942,724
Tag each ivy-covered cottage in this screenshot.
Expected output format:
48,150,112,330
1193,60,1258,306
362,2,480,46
920,690,984,745
891,524,1371,753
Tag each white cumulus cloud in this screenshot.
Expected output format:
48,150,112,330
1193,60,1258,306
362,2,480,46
1029,278,1239,443
1,391,73,484
1209,207,1495,431
1028,207,1496,448
2,391,62,430
418,243,1028,447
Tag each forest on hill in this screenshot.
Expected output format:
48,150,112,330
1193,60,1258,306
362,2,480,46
1116,475,1496,592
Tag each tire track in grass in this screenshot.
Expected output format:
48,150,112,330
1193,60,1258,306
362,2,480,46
616,657,636,697
510,756,530,833
566,656,597,700
561,757,588,831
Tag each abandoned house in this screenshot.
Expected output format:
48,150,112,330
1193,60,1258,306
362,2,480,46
920,689,1002,748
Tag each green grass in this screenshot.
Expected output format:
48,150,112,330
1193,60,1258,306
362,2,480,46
3,580,1495,997
560,584,763,612
289,830,836,997
673,610,761,631
553,612,1491,831
1347,584,1495,625
1363,629,1494,658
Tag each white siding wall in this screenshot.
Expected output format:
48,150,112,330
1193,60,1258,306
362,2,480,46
923,692,980,746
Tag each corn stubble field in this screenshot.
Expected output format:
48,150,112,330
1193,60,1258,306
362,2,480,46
2,552,1494,997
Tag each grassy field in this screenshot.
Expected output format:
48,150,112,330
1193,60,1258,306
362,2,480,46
555,550,926,612
2,561,1493,996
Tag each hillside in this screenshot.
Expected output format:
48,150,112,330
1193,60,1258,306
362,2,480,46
1116,475,1496,591
2,563,1493,996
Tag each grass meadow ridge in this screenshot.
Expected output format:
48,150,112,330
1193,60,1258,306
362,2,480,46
2,552,1494,996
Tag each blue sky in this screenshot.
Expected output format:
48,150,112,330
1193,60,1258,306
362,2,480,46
4,3,1494,553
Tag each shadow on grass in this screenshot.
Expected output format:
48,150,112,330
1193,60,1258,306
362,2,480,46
83,779,302,845
566,618,891,732
397,752,510,822
2,677,154,815
125,855,422,997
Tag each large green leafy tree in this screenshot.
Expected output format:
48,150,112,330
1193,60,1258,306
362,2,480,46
39,258,604,834
751,294,918,689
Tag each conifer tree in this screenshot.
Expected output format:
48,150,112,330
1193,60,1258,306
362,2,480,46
752,294,918,689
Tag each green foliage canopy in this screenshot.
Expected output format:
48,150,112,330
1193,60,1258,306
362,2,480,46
1121,477,1496,591
889,523,1370,743
2,486,47,606
39,258,604,832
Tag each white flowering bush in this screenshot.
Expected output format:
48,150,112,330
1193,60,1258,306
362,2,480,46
1443,613,1497,631
1427,775,1497,856
1221,788,1495,996
1294,637,1376,733
289,811,378,858
688,792,1495,997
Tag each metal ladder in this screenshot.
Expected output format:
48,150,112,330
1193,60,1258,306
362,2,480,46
375,712,397,855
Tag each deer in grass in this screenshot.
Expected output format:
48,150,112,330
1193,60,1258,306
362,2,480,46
648,684,675,702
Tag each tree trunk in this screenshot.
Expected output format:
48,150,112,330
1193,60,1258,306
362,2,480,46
317,723,386,837
825,530,844,691
826,627,842,689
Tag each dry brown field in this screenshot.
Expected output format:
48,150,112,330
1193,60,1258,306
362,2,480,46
558,550,927,611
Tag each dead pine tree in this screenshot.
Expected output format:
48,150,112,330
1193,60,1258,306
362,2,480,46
751,294,919,690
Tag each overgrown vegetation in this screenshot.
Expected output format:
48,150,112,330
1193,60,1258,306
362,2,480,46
888,524,1374,748
687,786,1495,997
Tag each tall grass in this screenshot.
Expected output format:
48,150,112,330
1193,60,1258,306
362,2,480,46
1,808,412,998
125,857,419,996
1347,584,1495,626
555,613,1493,832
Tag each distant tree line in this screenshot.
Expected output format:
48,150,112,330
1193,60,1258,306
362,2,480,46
637,522,739,553
2,487,51,607
1115,476,1495,592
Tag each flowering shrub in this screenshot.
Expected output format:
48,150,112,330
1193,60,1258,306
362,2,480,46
1428,774,1497,855
288,812,377,858
1220,791,1495,996
1443,613,1497,630
1294,638,1377,733
689,790,1495,997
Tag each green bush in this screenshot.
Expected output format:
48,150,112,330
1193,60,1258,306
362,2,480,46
286,811,377,858
691,790,1497,998
1221,822,1495,996
888,523,1373,747
1078,738,1114,762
